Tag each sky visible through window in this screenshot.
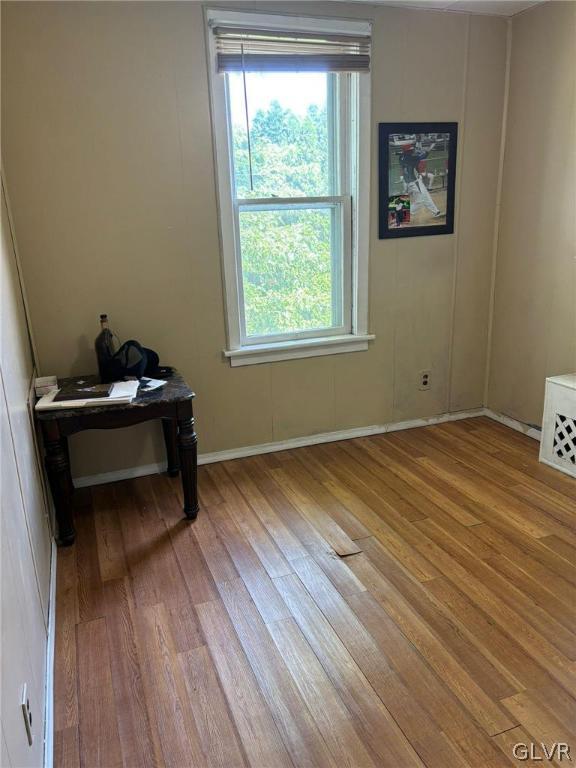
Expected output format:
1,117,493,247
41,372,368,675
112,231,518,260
228,72,327,127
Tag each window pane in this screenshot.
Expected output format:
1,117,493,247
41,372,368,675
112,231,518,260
239,206,341,337
228,72,333,198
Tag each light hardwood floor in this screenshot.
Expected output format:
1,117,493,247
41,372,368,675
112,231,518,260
53,417,576,768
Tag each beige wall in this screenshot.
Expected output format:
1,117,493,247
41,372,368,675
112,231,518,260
1,182,53,768
487,1,576,426
2,1,507,479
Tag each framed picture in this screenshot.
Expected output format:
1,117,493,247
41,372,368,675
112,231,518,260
378,122,458,239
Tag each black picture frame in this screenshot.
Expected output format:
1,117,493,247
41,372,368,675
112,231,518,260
378,122,458,239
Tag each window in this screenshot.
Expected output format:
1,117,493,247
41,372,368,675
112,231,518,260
207,10,373,366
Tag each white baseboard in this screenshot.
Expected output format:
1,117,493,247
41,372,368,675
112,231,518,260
73,407,484,488
71,406,543,490
73,461,168,489
44,540,57,768
483,408,541,441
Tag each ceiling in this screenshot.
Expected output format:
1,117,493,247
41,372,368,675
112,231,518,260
340,0,545,16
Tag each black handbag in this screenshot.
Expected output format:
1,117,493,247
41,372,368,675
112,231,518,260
100,339,161,383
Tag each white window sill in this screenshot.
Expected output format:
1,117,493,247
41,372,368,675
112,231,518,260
224,334,375,367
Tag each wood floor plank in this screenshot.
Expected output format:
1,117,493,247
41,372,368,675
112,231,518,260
434,421,502,454
471,417,536,450
348,590,514,768
346,552,516,735
56,418,575,768
54,546,79,732
196,599,294,768
363,436,484,526
290,557,466,768
207,463,293,578
244,456,340,551
134,603,207,768
426,424,540,491
310,457,427,552
321,476,441,582
476,524,575,605
538,533,576,566
411,520,576,692
101,578,163,768
244,458,365,595
510,483,576,538
131,477,192,605
411,427,575,541
218,577,338,768
302,541,367,597
414,520,576,661
501,691,573,767
484,554,576,634
323,441,427,522
197,465,225,508
191,506,240,585
277,457,371,540
114,481,187,610
493,446,576,502
207,503,291,624
270,466,362,556
290,556,394,677
423,576,549,691
534,682,576,739
358,536,520,702
92,484,127,582
267,617,378,768
168,520,221,606
471,522,576,594
223,459,309,562
76,618,123,768
163,599,205,654
274,572,426,767
392,428,543,529
346,438,463,523
149,475,221,605
76,502,106,623
178,645,247,768
416,451,554,539
54,726,80,768
491,725,543,766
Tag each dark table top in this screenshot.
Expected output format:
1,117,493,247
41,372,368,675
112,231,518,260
36,369,194,421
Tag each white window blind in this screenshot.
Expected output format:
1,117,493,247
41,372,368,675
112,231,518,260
212,26,371,73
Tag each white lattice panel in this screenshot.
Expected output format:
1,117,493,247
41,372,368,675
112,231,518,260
553,414,576,466
540,374,576,479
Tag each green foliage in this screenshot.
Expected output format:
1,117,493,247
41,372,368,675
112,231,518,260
233,100,337,337
239,208,333,337
233,100,330,198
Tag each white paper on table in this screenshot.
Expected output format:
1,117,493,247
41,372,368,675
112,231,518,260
139,377,167,392
35,380,140,411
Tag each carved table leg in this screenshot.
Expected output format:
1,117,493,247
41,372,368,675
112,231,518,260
177,415,199,519
45,437,76,546
162,418,180,477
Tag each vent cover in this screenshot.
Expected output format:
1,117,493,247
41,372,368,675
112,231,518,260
553,414,576,466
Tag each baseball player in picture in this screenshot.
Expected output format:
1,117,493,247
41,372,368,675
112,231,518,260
398,140,444,219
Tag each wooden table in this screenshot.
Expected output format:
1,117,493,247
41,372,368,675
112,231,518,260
36,370,198,546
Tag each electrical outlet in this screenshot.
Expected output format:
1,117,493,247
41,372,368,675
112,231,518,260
419,370,431,391
20,684,33,746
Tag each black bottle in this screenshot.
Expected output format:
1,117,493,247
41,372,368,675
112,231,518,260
95,314,116,382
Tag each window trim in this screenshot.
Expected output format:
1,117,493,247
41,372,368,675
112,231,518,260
206,8,373,366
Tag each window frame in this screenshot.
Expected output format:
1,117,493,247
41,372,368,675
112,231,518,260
236,196,352,345
206,8,373,366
